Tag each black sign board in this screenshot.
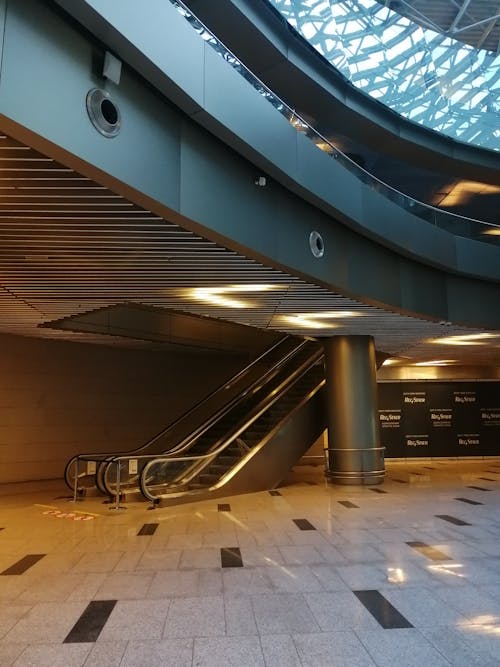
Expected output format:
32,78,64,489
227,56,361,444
378,382,500,458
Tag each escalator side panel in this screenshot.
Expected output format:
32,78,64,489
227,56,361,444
156,386,326,506
212,386,326,496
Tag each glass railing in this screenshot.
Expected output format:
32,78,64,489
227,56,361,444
267,0,500,153
170,0,500,247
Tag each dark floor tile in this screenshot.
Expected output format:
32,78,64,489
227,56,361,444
423,466,435,470
0,527,4,531
137,523,159,536
455,497,483,506
64,600,117,643
338,500,359,508
435,514,471,526
353,590,413,629
467,486,491,491
391,479,408,484
220,547,243,568
479,477,495,482
411,472,424,475
218,503,231,512
1,554,46,575
269,490,282,496
369,488,387,494
293,518,316,531
406,541,451,561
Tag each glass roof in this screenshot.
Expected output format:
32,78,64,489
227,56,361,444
267,0,500,151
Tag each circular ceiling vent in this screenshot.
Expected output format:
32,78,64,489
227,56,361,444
309,230,325,258
86,88,121,138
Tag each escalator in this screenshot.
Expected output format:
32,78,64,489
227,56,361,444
65,336,327,504
140,350,326,505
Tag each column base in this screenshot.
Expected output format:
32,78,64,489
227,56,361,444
325,469,385,485
325,446,385,485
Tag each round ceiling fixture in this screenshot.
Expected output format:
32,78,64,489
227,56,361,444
86,88,121,138
309,230,325,258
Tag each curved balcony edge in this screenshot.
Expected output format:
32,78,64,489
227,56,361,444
181,0,500,184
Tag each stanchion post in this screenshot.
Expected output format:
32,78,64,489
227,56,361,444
72,457,79,503
109,459,126,511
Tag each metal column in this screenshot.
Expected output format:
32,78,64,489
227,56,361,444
323,335,384,485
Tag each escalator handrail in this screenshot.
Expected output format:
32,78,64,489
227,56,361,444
64,335,292,476
99,338,314,495
139,348,324,500
145,377,326,501
107,338,312,468
148,338,314,459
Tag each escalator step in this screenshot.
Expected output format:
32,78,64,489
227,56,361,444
217,456,239,465
198,473,219,484
209,464,232,474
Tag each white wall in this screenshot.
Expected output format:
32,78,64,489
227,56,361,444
0,334,246,483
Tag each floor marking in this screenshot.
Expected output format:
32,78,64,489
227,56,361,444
137,523,159,536
293,518,316,530
64,600,117,643
406,541,452,561
338,500,359,508
435,514,471,526
40,508,98,521
220,547,243,568
1,554,46,575
455,497,483,506
354,590,413,629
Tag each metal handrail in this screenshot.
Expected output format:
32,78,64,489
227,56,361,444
171,0,500,241
139,348,324,501
64,335,296,488
98,338,314,496
140,376,326,503
105,339,311,467
69,335,290,464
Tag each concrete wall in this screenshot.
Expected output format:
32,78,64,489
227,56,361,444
0,334,245,483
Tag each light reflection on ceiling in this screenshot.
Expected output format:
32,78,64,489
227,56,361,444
187,285,284,309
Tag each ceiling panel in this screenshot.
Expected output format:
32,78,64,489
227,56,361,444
0,132,499,367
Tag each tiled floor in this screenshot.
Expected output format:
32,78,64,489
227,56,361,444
1,460,500,666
